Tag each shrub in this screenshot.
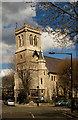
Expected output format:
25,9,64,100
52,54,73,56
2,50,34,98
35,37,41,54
4,94,9,101
23,100,29,104
18,91,26,104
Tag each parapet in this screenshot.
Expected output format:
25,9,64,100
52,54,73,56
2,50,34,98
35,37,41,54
15,23,41,35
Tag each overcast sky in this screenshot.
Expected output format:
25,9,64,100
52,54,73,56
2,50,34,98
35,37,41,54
2,2,38,64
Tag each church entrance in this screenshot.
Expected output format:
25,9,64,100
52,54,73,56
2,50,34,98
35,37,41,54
30,89,45,101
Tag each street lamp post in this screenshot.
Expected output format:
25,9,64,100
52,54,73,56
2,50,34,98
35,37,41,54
49,52,73,112
56,81,58,97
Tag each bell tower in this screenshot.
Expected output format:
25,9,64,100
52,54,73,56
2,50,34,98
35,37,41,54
14,24,42,102
15,23,41,53
15,23,42,78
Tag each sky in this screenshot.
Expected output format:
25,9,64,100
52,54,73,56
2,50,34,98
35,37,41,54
0,1,77,77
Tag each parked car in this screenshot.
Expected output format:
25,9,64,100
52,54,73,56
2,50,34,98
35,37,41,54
4,99,15,106
67,98,78,110
29,101,34,103
55,101,62,106
74,102,78,110
55,100,68,106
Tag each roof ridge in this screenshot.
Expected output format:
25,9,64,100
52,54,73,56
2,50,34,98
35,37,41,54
44,56,62,60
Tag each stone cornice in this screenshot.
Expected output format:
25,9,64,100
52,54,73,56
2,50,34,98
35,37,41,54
15,48,26,54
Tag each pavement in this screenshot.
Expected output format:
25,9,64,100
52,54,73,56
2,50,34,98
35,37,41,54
15,103,55,107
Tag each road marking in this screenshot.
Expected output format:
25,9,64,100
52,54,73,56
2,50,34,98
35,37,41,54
62,112,73,118
32,113,35,118
30,112,35,118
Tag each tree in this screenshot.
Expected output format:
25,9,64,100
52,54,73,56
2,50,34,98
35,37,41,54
2,72,14,100
31,2,78,45
56,58,71,96
17,68,31,97
8,55,15,71
72,58,78,97
8,54,32,98
2,55,15,87
16,55,32,98
2,72,14,87
56,58,78,97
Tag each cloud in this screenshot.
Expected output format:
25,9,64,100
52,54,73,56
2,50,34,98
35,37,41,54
41,27,74,51
2,42,16,64
2,2,37,27
0,42,2,65
2,2,37,45
2,2,38,64
0,69,14,78
2,2,75,65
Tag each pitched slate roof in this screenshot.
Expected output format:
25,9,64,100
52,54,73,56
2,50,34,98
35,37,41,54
44,56,62,73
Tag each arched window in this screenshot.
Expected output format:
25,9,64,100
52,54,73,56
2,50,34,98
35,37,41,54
41,78,42,84
20,54,22,59
29,34,33,45
18,36,21,47
22,34,24,46
54,76,55,81
51,76,53,81
34,35,37,46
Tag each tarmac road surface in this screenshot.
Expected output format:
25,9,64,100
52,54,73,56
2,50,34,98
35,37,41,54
2,103,78,120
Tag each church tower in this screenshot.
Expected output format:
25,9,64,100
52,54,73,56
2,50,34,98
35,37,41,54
14,24,49,102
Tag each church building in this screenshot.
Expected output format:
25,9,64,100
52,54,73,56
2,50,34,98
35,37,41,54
14,23,61,102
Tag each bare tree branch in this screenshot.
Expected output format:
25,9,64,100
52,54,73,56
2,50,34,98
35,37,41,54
50,2,77,19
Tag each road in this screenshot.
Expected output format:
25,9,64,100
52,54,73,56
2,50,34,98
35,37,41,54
2,103,78,120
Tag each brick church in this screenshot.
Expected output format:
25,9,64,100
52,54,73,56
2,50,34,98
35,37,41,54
14,23,62,102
